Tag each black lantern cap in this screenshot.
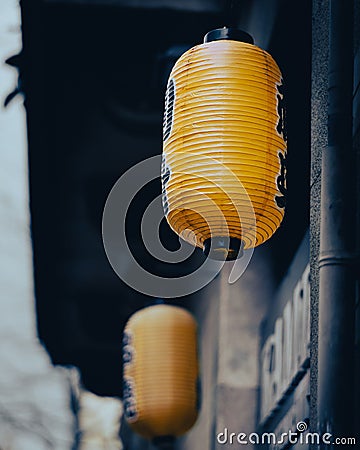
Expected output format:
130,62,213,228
204,27,254,44
203,237,244,261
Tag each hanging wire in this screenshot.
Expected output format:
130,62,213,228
224,0,241,28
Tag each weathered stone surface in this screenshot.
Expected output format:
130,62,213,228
0,1,76,448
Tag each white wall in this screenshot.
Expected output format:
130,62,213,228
0,1,76,448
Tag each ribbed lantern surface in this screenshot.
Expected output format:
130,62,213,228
122,305,199,440
162,36,287,260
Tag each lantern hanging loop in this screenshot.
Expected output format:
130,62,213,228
223,0,242,28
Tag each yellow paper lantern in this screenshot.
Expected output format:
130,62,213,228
122,304,199,442
161,28,287,261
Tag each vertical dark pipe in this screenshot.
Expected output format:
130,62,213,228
318,0,356,443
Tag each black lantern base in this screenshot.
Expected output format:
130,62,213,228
203,237,244,261
153,436,175,449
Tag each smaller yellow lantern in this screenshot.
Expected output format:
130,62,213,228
122,304,200,444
